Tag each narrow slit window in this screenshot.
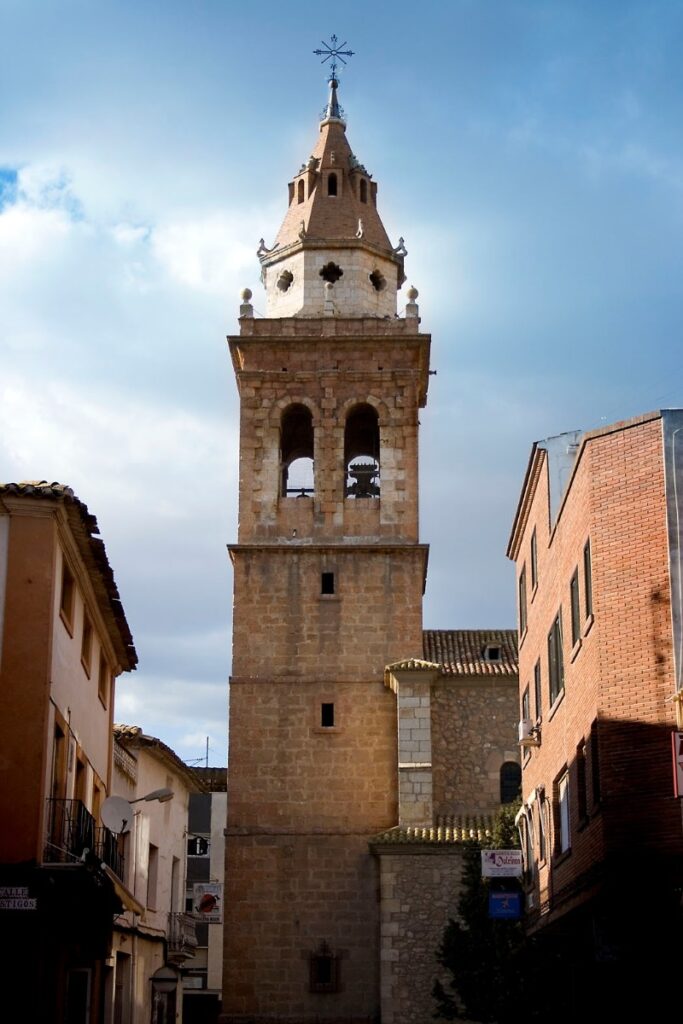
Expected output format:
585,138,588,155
297,179,305,203
570,569,580,646
583,539,593,618
321,703,334,728
321,572,335,595
61,562,75,625
518,566,527,635
81,615,92,675
360,178,368,203
327,172,338,196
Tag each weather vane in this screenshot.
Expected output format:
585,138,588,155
313,34,354,79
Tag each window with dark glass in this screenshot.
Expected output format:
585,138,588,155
533,659,542,721
548,612,564,705
530,528,538,589
583,539,593,618
60,562,75,626
81,614,92,675
538,790,547,862
590,719,601,806
554,771,570,854
570,569,580,647
309,942,339,993
518,566,527,635
521,686,530,722
98,652,110,707
280,404,314,497
576,741,588,823
500,761,521,804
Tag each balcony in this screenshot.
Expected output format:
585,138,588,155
167,912,197,964
44,799,124,878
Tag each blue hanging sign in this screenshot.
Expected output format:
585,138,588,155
488,891,522,920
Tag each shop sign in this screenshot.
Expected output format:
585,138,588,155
0,886,37,910
193,882,222,923
481,850,523,877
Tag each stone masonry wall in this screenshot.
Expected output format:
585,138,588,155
377,848,465,1024
231,547,426,682
264,246,399,319
431,677,519,818
223,833,381,1022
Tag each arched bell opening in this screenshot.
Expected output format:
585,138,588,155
281,404,314,497
344,404,380,498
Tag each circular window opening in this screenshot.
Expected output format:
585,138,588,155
277,270,294,292
369,270,386,292
319,262,343,284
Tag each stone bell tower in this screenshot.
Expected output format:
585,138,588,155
222,70,431,1024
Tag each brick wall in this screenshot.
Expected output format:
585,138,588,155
510,413,683,929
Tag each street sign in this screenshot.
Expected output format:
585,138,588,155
481,849,523,877
489,891,522,920
0,886,37,910
672,731,683,798
193,882,223,923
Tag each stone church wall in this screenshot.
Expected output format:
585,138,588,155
376,848,465,1024
431,677,519,818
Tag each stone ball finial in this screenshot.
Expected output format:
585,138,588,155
241,288,253,302
324,281,334,292
407,285,419,301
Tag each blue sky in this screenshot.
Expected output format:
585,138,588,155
1,1,682,763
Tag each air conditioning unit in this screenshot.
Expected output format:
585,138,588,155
518,718,540,747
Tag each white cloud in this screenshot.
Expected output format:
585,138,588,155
152,210,265,294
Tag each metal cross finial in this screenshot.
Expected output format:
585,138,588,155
313,34,354,79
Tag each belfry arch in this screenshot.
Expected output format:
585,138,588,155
344,403,380,498
280,403,314,497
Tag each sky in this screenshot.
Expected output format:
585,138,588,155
2,1,682,765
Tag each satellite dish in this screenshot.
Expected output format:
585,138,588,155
101,796,133,835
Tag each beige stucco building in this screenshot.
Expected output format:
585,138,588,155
111,726,205,1024
0,481,137,1022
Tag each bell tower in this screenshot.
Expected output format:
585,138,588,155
222,65,431,1024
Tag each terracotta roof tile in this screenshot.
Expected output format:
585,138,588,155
369,814,495,847
386,658,441,672
423,629,518,677
114,725,206,794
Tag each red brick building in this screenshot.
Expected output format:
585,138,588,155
507,410,683,1016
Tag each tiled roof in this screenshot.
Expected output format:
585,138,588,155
370,815,495,847
423,630,518,677
386,658,441,673
114,725,206,794
0,481,137,670
192,766,228,792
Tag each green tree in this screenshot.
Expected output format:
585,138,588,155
433,803,544,1023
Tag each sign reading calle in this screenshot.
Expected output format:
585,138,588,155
0,886,37,910
481,850,523,878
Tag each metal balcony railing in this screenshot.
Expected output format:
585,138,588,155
167,913,198,963
44,798,124,878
